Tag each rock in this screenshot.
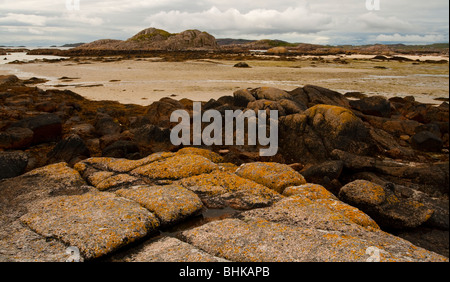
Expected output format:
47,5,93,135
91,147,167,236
233,89,256,107
251,87,292,101
102,140,140,159
0,127,33,149
247,99,286,116
282,184,338,200
35,101,58,113
20,192,160,260
301,160,343,185
110,237,228,262
415,123,442,138
0,75,21,87
290,85,350,108
180,171,281,210
145,98,185,127
396,228,449,258
278,99,306,114
181,217,446,262
234,62,251,68
267,47,288,54
345,92,367,99
85,170,142,191
216,95,235,106
47,134,90,165
69,123,95,137
0,151,28,180
339,180,434,229
332,149,449,196
131,154,218,181
279,105,374,164
10,113,62,144
115,184,203,226
243,194,380,231
132,124,170,144
94,114,121,136
176,147,224,163
350,96,392,117
235,162,306,194
411,131,443,152
304,105,365,138
75,152,175,174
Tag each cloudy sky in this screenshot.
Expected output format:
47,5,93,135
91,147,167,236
0,0,448,46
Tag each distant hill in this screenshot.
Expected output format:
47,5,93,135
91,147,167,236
75,28,218,51
60,43,85,48
216,38,255,46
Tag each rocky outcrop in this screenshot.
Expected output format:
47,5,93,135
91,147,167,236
74,28,219,51
1,148,448,262
1,76,448,260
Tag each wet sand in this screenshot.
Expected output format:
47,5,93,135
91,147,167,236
0,56,448,105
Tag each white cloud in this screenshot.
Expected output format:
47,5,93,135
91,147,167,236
0,13,47,26
144,6,332,36
357,12,413,32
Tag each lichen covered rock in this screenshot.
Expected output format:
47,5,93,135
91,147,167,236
176,147,224,163
235,162,306,193
20,192,160,260
339,180,435,229
180,171,282,210
111,237,228,262
182,217,447,262
131,154,218,180
116,185,203,226
282,184,338,200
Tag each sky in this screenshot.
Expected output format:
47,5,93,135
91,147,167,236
0,0,448,46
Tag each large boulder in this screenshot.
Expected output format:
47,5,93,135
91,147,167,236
235,162,306,194
0,127,33,149
145,98,185,127
20,192,160,260
411,131,443,152
233,89,256,107
247,99,286,116
115,184,203,226
338,180,447,230
46,134,90,165
94,114,121,136
9,113,62,144
251,87,292,101
289,85,350,108
350,96,392,117
181,193,447,262
0,151,28,180
279,105,374,164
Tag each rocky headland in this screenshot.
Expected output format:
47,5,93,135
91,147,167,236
0,73,448,262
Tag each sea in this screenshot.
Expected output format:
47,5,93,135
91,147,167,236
0,46,71,65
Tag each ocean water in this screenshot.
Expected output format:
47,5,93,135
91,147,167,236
0,47,71,65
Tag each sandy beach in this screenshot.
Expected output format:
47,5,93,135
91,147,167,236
0,55,448,105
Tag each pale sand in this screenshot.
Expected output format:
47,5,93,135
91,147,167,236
0,56,448,106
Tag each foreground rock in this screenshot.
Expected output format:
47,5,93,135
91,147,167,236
182,193,446,262
1,148,448,262
20,192,160,260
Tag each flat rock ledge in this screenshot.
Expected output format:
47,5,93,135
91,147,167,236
0,147,448,262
